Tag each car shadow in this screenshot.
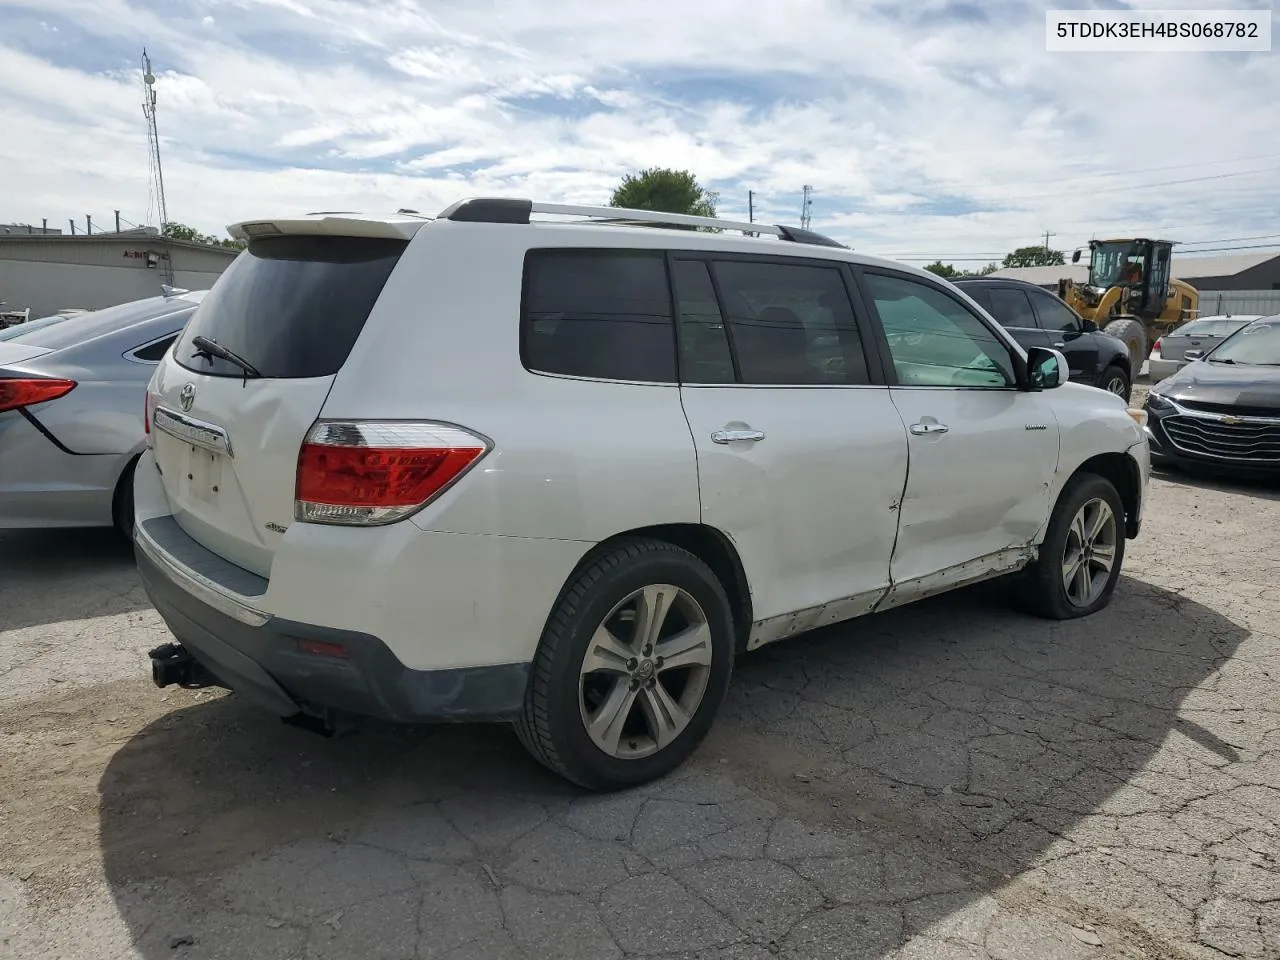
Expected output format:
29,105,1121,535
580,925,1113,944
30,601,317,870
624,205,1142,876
95,576,1246,958
1153,462,1280,501
0,527,149,631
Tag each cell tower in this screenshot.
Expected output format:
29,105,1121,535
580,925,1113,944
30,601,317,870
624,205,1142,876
141,49,175,284
800,185,813,231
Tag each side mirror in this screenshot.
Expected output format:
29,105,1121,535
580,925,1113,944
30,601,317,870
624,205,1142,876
1184,349,1204,361
1026,346,1067,390
1071,249,1082,264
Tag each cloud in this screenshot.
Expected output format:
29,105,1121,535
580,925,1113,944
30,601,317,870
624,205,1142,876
0,0,1277,264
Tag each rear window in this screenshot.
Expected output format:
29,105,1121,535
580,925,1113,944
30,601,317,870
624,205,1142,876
1176,319,1251,337
3,297,188,349
174,235,407,379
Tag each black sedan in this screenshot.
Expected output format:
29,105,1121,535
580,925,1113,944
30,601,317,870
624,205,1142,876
1143,314,1280,475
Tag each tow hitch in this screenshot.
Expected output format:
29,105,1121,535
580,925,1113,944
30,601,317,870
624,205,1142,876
148,642,218,689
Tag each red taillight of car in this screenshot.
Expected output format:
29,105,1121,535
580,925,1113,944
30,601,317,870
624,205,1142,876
294,421,491,526
1152,338,1162,352
0,377,77,414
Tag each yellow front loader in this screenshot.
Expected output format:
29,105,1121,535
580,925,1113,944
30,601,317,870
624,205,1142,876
1057,238,1199,371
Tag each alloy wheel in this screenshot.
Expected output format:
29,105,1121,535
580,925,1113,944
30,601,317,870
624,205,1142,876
578,584,713,759
1061,497,1118,607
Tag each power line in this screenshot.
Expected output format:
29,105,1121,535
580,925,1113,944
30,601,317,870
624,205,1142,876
996,165,1280,202
928,151,1280,192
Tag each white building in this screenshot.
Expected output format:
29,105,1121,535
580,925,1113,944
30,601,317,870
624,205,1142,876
0,229,238,318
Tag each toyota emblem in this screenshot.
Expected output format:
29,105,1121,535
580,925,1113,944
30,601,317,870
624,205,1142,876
179,383,196,412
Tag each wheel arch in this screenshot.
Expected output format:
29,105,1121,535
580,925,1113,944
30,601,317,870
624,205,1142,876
569,523,754,652
1063,452,1142,539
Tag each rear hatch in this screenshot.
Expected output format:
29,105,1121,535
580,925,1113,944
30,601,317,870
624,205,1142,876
148,225,413,576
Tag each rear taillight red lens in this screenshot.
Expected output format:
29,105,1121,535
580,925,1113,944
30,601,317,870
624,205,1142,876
0,378,76,414
294,421,490,526
1153,338,1162,352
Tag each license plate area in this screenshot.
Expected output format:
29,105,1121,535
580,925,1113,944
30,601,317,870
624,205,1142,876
183,445,225,506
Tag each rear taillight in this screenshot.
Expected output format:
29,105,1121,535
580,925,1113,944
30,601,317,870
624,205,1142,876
1152,338,1162,352
294,421,491,526
143,389,159,446
0,378,76,414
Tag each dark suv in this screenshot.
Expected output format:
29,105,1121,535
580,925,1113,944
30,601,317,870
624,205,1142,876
954,277,1133,401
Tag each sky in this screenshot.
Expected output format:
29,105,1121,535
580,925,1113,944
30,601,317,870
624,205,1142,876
0,0,1277,267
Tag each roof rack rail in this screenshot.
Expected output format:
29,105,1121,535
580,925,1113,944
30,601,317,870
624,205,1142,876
437,198,847,249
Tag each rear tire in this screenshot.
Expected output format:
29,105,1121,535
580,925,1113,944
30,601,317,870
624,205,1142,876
1015,473,1126,620
1098,363,1131,402
1103,317,1148,373
111,456,139,540
515,538,734,791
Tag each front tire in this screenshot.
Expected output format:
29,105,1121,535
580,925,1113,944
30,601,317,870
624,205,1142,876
515,538,734,791
1098,363,1131,402
1103,317,1148,373
1016,474,1126,620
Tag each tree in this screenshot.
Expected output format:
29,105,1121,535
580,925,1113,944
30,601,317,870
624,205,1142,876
162,221,246,250
923,260,961,279
608,168,718,228
1002,245,1064,269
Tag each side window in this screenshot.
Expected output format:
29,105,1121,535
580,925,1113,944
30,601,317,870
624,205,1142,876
986,287,1038,329
1027,289,1081,334
710,260,870,385
864,273,1016,388
522,250,676,383
130,334,178,363
671,260,735,384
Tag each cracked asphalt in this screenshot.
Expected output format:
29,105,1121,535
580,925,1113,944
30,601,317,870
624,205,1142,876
1,467,1278,960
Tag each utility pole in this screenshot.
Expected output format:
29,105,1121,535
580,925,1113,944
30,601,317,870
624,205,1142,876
1042,230,1056,251
114,210,121,233
86,215,92,235
748,190,754,224
69,219,76,236
801,185,813,231
142,49,175,284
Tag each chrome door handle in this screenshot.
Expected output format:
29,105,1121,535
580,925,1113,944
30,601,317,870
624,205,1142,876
909,422,950,436
711,428,766,444
1052,341,1065,348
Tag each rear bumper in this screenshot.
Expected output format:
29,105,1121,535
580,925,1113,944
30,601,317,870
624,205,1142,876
135,522,530,723
1147,355,1181,383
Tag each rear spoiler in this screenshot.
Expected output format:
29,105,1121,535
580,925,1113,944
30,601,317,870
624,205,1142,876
227,215,426,243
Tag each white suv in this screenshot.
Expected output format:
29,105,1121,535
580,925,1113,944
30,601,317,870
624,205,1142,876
136,199,1150,790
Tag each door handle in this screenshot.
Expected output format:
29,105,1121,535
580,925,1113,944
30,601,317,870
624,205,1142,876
1052,341,1066,348
909,422,950,436
711,428,766,444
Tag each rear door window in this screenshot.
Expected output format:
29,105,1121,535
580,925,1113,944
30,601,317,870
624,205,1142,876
709,259,870,385
986,287,1039,329
522,249,676,383
1027,289,1082,333
174,236,407,379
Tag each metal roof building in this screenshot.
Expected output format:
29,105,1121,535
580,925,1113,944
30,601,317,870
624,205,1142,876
990,251,1280,291
0,230,238,319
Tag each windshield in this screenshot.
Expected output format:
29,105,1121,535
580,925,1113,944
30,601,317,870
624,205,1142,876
0,314,69,341
1209,316,1280,365
1089,242,1145,289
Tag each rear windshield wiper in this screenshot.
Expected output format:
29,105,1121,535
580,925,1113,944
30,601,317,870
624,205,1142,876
1207,356,1236,364
191,335,261,383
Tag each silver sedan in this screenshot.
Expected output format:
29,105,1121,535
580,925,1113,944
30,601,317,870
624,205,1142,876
0,291,206,535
